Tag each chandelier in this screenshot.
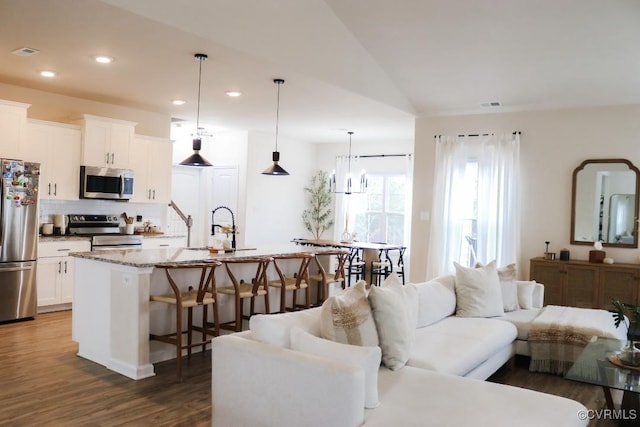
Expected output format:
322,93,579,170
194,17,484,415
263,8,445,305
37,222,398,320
329,131,367,194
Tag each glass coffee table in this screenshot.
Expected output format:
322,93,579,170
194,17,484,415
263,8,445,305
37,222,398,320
566,336,640,425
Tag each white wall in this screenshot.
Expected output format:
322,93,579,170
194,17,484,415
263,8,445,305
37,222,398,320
410,105,640,283
244,131,315,245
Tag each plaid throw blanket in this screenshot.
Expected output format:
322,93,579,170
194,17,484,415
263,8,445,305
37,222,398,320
528,305,626,375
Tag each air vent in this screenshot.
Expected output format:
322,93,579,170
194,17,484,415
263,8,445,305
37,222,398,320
480,101,502,108
12,47,40,57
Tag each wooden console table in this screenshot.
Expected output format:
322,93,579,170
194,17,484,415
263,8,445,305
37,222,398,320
530,257,640,309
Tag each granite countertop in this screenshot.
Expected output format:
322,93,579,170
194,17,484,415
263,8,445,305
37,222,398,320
40,234,185,241
70,243,323,268
39,235,92,242
135,233,186,239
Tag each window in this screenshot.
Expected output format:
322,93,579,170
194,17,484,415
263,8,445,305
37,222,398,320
459,161,478,267
426,133,520,278
351,174,407,245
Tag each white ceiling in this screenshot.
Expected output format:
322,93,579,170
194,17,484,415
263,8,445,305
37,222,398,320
0,0,639,144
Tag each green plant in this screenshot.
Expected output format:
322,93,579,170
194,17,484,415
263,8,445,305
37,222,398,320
610,298,640,340
302,170,334,240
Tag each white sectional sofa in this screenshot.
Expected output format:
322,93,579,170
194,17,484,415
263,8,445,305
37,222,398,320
211,272,587,427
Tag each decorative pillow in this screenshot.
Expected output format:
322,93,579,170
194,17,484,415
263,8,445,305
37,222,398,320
320,280,379,347
368,273,418,370
454,261,504,317
414,278,457,327
500,281,519,312
476,262,519,312
290,327,382,409
517,280,536,309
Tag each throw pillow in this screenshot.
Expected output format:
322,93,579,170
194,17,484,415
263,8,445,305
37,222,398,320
517,280,537,309
320,280,379,347
290,327,382,409
500,281,519,312
454,261,504,317
475,262,519,312
368,273,418,370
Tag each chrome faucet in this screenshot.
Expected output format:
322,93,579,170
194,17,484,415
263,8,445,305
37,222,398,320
212,206,236,250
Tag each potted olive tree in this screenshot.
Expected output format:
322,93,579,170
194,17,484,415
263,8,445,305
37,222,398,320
302,170,334,241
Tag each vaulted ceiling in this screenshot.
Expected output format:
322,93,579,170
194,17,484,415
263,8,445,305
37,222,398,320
1,0,638,143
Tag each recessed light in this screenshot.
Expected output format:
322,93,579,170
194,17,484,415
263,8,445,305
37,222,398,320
95,56,114,64
172,99,186,105
40,70,56,78
225,91,242,97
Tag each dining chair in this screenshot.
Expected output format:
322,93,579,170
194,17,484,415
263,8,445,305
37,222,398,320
345,247,365,287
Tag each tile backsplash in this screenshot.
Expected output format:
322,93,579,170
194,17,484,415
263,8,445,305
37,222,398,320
40,199,165,230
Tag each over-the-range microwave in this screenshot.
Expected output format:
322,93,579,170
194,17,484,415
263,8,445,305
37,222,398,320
79,166,134,201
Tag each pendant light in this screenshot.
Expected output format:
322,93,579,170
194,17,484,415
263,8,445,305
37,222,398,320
329,131,368,194
180,53,212,167
262,78,289,175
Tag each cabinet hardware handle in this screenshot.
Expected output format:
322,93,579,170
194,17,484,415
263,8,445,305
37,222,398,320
111,153,115,164
54,183,57,196
152,189,155,200
0,266,32,272
58,261,62,274
106,153,110,164
148,189,151,199
64,261,67,274
48,183,51,195
57,249,71,252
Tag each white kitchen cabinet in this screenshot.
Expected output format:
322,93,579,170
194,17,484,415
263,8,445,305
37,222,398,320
141,236,186,249
80,114,136,168
0,99,29,159
26,119,81,200
37,240,91,311
131,135,173,203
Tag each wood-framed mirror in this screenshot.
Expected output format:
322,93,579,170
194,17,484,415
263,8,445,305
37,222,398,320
571,158,640,248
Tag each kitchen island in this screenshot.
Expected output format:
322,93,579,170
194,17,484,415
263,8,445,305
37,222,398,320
71,244,320,380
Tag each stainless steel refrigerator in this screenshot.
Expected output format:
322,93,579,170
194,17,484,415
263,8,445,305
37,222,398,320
0,159,39,322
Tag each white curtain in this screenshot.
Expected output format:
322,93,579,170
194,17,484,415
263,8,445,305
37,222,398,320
426,133,520,278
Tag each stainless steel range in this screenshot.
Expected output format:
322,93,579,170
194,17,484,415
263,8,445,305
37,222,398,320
68,214,143,250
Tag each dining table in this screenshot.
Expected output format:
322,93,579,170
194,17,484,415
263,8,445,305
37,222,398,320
292,238,406,285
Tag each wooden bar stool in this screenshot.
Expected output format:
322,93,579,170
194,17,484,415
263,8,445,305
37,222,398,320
267,252,315,313
217,256,272,332
150,260,222,382
309,249,349,303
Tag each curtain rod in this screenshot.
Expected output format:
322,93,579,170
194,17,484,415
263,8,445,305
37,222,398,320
359,153,411,159
335,153,411,159
434,131,521,138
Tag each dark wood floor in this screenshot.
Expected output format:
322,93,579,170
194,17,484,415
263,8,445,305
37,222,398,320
0,311,619,426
